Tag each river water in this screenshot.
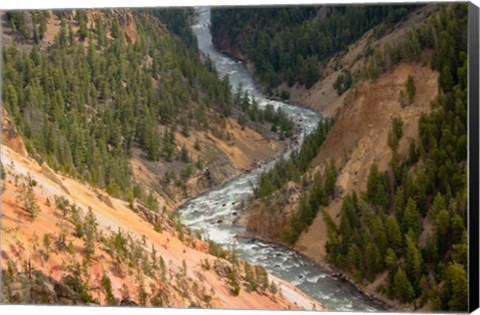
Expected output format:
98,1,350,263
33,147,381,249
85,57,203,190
179,7,380,312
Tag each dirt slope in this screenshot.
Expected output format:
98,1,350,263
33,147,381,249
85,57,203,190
296,62,438,261
279,4,437,117
242,62,438,251
1,108,27,157
129,113,284,211
1,142,324,310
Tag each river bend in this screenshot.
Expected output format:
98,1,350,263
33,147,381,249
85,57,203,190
179,7,380,312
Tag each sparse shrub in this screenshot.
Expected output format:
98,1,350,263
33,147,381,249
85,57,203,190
65,262,93,303
43,233,51,257
280,89,290,100
270,280,278,295
16,174,41,219
137,275,147,306
101,274,117,305
333,69,353,95
194,139,201,151
228,270,240,296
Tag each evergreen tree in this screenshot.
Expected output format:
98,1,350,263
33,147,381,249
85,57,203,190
16,174,41,220
366,162,389,210
394,266,415,303
384,248,397,271
101,274,117,305
405,235,423,291
386,217,402,254
406,75,416,104
446,263,468,311
402,198,421,237
83,207,98,258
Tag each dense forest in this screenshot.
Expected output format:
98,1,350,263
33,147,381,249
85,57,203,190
255,117,334,198
211,5,419,93
245,3,468,311
2,9,227,202
2,9,293,205
326,4,466,311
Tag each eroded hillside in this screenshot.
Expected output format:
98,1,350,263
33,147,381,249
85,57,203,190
231,3,468,311
297,63,438,260
0,139,323,309
243,62,438,248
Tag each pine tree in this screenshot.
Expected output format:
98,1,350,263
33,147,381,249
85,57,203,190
83,207,98,258
365,242,382,281
77,11,89,40
324,161,337,198
386,217,402,254
16,174,41,220
101,273,117,305
244,262,258,291
394,266,415,303
384,248,397,271
404,235,423,291
228,270,241,296
180,145,190,163
446,263,468,311
366,162,389,209
270,280,278,295
429,193,447,221
194,139,201,151
137,275,147,306
43,233,51,256
402,198,421,237
95,15,107,46
406,75,416,104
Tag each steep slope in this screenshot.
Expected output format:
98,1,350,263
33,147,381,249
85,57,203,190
0,140,323,309
231,3,468,311
240,3,439,243
1,108,27,157
281,4,437,117
297,62,438,260
1,8,289,212
0,8,313,309
244,62,438,246
211,4,421,94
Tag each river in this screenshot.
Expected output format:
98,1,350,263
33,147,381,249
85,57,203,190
179,7,381,312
